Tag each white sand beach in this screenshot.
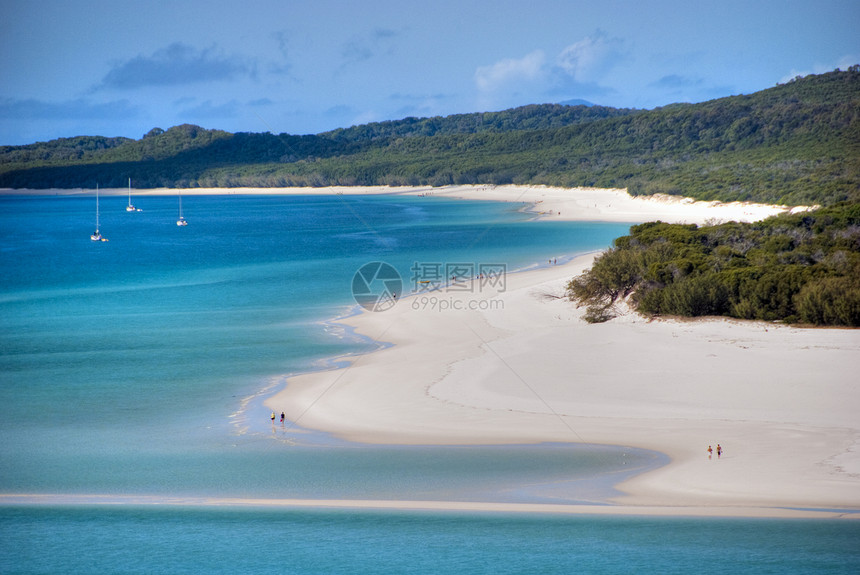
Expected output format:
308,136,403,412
251,185,860,517
396,184,811,224
11,183,812,226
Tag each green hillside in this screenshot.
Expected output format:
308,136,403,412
1,68,858,206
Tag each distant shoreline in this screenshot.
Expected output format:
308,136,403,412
2,183,810,225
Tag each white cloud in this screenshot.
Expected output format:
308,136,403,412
556,31,624,84
474,51,546,93
473,33,626,110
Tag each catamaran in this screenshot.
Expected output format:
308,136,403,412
90,184,107,241
126,178,140,212
177,190,188,226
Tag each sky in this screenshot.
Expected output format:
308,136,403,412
1,0,858,145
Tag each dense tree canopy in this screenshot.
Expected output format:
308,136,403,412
566,203,860,326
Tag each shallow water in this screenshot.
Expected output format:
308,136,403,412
1,194,638,502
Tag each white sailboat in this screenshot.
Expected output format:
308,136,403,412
90,184,107,241
126,178,140,212
177,190,188,226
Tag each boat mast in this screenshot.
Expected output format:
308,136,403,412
177,189,187,225
91,183,104,240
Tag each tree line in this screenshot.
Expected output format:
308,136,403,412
1,68,858,207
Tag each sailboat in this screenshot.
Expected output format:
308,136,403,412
176,190,188,226
126,178,140,212
90,184,107,241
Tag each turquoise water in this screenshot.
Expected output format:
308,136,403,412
2,194,857,573
2,506,859,574
1,194,642,499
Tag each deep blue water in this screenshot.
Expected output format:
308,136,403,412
1,193,857,573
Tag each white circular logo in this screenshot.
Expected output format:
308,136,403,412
352,262,402,312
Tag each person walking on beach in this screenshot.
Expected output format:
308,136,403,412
270,411,276,424
717,444,722,459
280,411,285,424
707,445,713,460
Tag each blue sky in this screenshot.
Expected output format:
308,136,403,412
1,0,858,145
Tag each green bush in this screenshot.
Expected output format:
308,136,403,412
567,203,860,326
795,277,860,326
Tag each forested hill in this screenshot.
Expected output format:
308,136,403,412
319,103,635,141
2,68,858,206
